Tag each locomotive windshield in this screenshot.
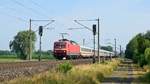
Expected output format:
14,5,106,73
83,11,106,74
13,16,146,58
54,42,66,48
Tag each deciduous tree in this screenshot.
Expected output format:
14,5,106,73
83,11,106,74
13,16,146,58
10,30,36,60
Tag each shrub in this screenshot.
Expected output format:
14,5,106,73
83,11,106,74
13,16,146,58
58,61,73,73
145,48,150,64
140,72,150,83
138,54,147,67
96,72,104,82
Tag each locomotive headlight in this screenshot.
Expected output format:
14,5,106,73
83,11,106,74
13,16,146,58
63,50,66,53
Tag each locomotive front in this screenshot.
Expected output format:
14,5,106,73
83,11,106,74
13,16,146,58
53,40,67,59
53,39,80,59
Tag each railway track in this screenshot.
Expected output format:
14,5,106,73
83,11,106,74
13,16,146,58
0,59,92,82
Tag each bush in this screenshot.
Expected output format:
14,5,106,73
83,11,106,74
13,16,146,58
145,48,150,64
58,61,73,73
138,54,147,67
140,72,150,83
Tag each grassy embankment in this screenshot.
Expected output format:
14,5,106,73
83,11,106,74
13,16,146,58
7,59,120,84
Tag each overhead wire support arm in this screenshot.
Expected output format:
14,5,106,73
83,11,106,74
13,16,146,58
77,19,98,21
43,20,55,28
74,20,99,34
31,20,54,22
68,27,85,30
74,20,92,31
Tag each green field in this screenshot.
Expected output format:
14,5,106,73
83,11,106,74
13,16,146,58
0,53,55,62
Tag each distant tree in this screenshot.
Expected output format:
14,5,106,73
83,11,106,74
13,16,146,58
10,30,36,60
0,50,15,55
145,48,150,64
101,46,113,52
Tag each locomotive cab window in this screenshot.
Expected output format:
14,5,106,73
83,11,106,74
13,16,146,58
54,43,66,48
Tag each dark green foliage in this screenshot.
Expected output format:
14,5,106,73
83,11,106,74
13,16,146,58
0,50,15,55
101,46,113,52
10,30,36,60
125,34,139,59
144,31,150,40
138,54,147,67
0,55,17,59
0,50,55,60
33,50,55,59
58,61,73,73
125,31,150,67
140,71,150,82
132,53,140,63
145,48,150,64
137,36,150,54
96,72,104,82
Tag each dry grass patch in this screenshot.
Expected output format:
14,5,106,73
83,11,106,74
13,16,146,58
6,59,120,84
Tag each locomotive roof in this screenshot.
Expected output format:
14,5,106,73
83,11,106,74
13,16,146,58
59,39,69,41
58,39,79,45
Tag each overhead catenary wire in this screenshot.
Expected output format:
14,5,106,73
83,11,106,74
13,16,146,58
30,0,47,13
0,9,39,27
1,0,55,33
30,0,42,8
29,0,55,20
11,0,48,18
0,7,30,23
8,0,54,27
30,0,50,18
0,10,26,22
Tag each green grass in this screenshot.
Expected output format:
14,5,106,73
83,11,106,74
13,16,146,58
0,55,21,62
32,53,55,60
0,53,55,62
0,55,17,59
7,59,120,84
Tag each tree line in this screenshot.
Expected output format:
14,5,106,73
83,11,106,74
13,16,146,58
0,50,15,55
125,31,150,67
101,46,113,52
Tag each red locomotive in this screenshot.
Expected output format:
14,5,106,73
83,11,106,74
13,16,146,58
53,39,80,59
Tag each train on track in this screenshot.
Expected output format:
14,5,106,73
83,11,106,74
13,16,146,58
53,39,115,59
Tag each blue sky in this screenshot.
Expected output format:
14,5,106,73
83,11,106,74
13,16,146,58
0,0,150,51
